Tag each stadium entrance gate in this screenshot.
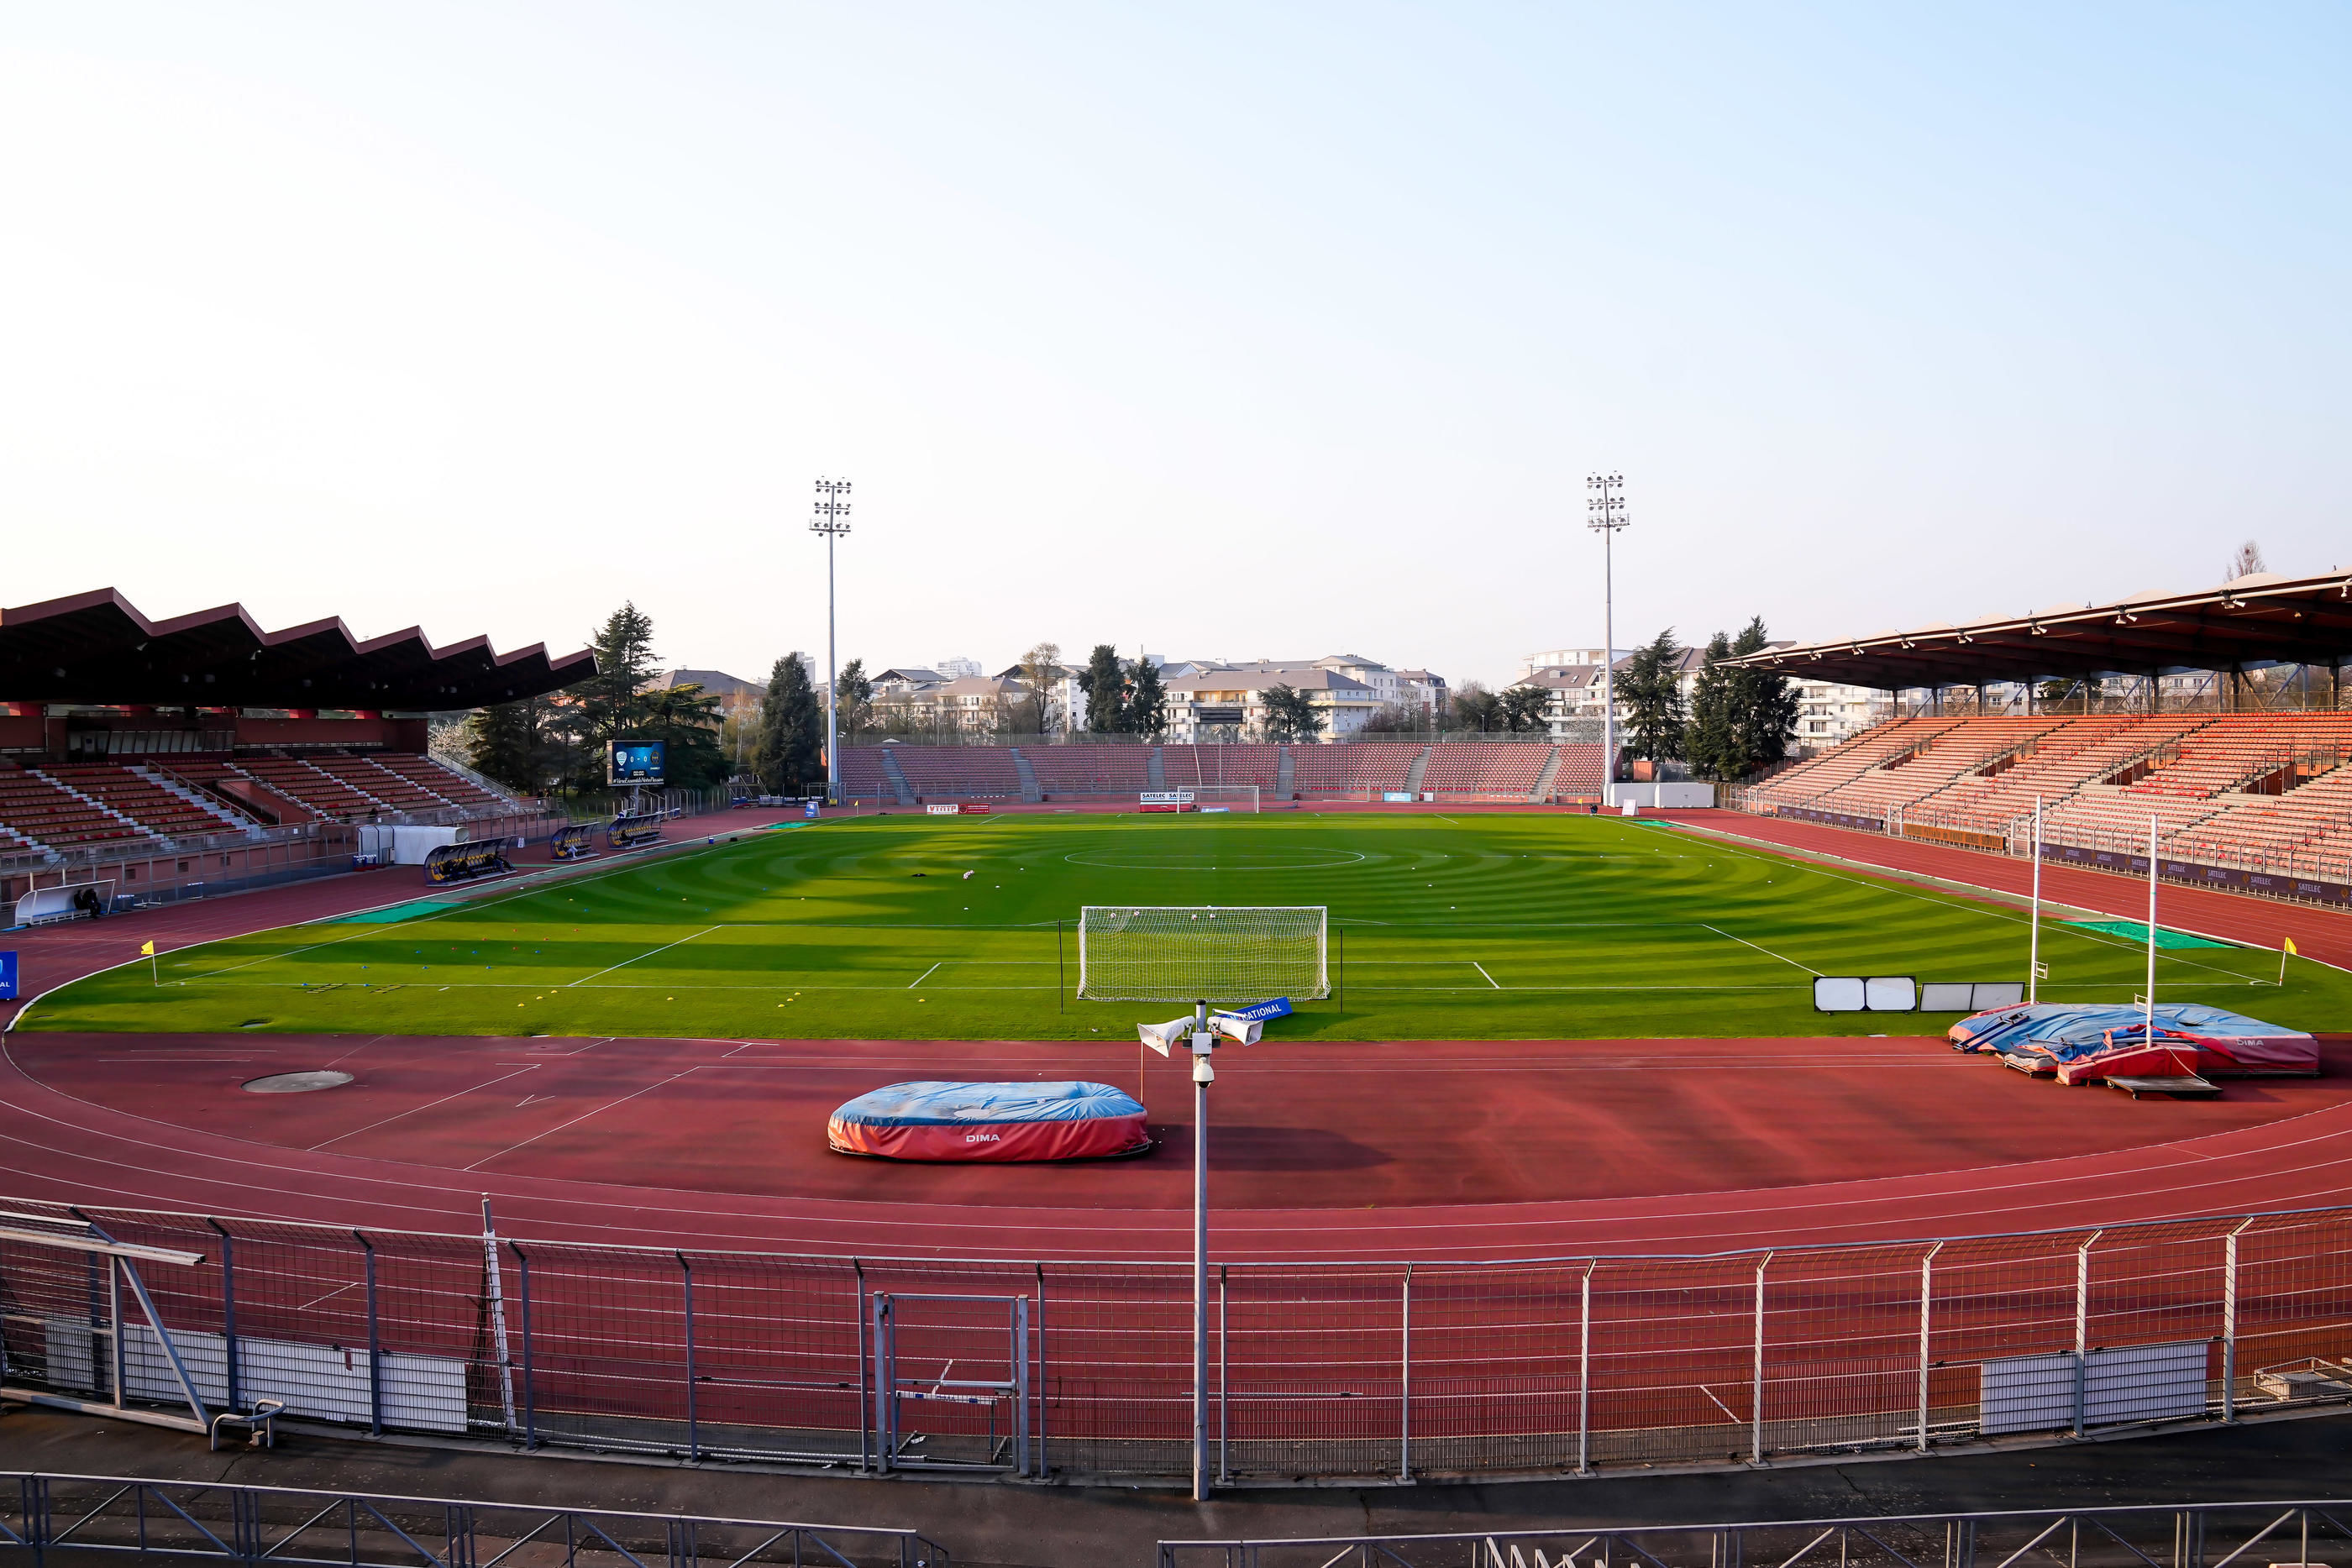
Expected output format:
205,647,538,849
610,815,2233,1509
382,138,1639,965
868,1291,1036,1476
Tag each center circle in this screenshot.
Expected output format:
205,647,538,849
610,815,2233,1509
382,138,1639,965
242,1070,355,1094
1061,847,1367,871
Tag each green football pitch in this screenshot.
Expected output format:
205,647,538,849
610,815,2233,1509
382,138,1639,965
25,811,2344,1041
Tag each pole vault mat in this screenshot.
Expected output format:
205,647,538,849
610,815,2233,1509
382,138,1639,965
3,1032,2348,1261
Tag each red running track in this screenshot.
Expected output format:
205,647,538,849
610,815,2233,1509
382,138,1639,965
5,1030,2350,1261
5,801,2350,1264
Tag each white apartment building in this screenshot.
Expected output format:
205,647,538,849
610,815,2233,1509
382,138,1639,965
1162,663,1382,741
1794,679,1888,747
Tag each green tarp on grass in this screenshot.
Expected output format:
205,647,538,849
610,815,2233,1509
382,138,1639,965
2061,919,2236,949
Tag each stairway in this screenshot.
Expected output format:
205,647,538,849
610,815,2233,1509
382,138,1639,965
1404,747,1433,794
1010,749,1042,802
1530,748,1562,801
880,749,916,805
1146,747,1166,790
1275,748,1296,800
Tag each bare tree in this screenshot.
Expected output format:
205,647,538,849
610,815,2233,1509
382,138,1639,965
2228,540,2266,580
1017,641,1063,733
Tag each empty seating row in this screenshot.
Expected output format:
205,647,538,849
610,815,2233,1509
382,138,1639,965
1021,746,1152,794
39,763,246,838
890,747,1021,798
1750,717,1963,809
0,760,151,848
1291,743,1422,794
1420,744,1551,796
1160,745,1281,790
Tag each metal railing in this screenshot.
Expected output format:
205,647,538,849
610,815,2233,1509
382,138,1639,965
1158,1498,2352,1568
0,1473,947,1568
4,1198,2349,1487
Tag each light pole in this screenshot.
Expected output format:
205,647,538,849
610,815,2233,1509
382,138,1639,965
1587,474,1628,805
811,478,853,804
1189,997,1214,1502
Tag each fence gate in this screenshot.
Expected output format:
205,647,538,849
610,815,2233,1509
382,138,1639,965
869,1292,1033,1475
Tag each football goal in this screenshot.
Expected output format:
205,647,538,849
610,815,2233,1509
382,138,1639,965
1076,905,1327,1002
1138,786,1260,813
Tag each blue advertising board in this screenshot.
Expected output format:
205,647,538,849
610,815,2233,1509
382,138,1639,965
0,952,16,1002
607,740,666,784
1220,996,1294,1024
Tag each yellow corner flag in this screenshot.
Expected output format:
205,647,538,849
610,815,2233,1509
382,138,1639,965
2284,936,2299,955
2280,935,2297,987
140,941,155,957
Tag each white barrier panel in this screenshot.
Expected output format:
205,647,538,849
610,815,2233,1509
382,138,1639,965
1972,981,2026,1009
1981,1340,2207,1434
1612,783,1717,809
1864,976,1918,1011
388,825,459,865
1814,977,1866,1011
1921,983,1976,1012
43,1319,466,1433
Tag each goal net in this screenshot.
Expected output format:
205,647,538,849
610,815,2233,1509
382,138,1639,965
1138,786,1260,813
1077,905,1327,1002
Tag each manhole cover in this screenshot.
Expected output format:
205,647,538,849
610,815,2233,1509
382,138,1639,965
242,1070,354,1094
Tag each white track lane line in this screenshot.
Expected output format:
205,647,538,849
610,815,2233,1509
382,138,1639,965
461,1069,696,1172
1702,923,1824,976
566,926,720,987
307,1064,541,1152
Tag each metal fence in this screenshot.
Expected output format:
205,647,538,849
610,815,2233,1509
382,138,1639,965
3,1200,2349,1485
0,1472,947,1568
1160,1498,2352,1568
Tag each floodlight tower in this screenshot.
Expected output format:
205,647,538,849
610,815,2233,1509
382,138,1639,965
811,478,853,804
1588,474,1628,804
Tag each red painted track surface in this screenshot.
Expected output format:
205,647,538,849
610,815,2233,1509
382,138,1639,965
3,804,2349,1264
6,1030,2351,1261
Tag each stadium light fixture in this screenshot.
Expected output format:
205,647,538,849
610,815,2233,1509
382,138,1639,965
811,478,853,804
1586,474,1628,803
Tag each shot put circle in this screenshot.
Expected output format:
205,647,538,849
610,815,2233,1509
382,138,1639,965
1061,847,1367,871
242,1070,355,1094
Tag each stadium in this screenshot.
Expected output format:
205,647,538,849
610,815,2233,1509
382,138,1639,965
3,566,2351,1512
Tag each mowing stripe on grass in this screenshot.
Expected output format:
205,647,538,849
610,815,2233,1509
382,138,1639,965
567,926,720,986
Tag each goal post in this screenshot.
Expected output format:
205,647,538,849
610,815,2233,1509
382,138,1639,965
1076,905,1327,1001
1138,787,1259,813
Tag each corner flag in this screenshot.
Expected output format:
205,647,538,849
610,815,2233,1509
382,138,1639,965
140,941,155,957
2280,936,2297,986
2284,936,2298,955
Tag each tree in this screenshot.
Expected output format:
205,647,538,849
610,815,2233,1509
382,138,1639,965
1125,658,1168,737
1618,628,1688,761
1360,700,1431,734
1077,644,1128,732
2228,540,2266,580
756,653,825,793
639,680,727,789
1499,684,1552,734
1016,642,1063,734
1726,616,1799,774
1257,683,1325,742
1450,680,1502,733
580,601,659,744
464,698,561,793
832,658,874,738
1685,630,1739,779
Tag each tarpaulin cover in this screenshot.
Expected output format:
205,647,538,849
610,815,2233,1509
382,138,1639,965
827,1080,1151,1162
1948,1003,2318,1078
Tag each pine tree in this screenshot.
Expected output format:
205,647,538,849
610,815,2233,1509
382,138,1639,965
1619,628,1688,761
1078,644,1127,732
1685,630,1738,779
833,658,874,737
1257,684,1325,742
464,700,544,791
1124,658,1168,737
1727,616,1799,772
642,681,727,789
756,653,825,793
582,601,659,742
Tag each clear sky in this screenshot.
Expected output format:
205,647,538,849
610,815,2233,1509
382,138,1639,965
3,4,2347,690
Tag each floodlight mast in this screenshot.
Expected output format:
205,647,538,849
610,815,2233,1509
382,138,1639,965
1588,474,1628,805
811,478,853,804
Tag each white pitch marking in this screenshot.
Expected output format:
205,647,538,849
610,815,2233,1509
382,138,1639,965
1471,961,1502,989
1703,923,1824,977
567,926,720,987
908,962,944,989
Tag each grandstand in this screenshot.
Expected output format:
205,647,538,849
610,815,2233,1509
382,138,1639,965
1729,571,2352,886
0,587,580,908
841,741,1605,805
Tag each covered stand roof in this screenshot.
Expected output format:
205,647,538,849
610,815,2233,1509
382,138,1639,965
0,589,596,709
1727,570,2352,691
